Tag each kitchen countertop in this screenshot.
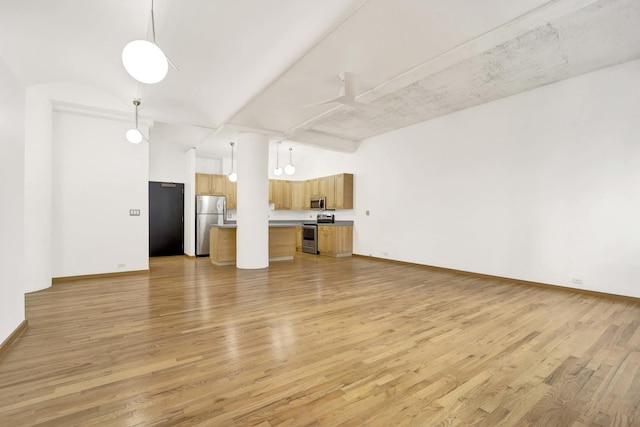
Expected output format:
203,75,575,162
212,220,354,228
300,221,354,226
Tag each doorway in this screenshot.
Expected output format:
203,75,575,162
149,181,184,257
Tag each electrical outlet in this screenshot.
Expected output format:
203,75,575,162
572,278,583,285
129,209,140,216
117,263,126,268
366,210,370,216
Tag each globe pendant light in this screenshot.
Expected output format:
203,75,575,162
228,142,237,182
273,141,283,176
122,40,168,84
284,147,296,175
126,99,144,144
122,0,171,84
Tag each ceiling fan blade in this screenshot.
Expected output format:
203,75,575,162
341,72,359,101
299,72,371,109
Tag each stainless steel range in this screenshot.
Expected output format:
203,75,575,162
301,213,335,254
316,213,335,223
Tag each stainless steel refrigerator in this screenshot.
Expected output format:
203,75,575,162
196,195,226,256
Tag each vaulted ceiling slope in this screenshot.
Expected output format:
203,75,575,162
1,0,638,156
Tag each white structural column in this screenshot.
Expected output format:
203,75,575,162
24,87,53,292
184,148,197,256
236,132,269,269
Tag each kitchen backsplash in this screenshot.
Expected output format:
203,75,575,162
226,208,355,222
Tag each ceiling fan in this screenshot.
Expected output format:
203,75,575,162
302,72,382,112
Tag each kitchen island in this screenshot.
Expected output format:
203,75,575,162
209,224,297,266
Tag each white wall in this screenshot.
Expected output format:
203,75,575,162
267,143,355,180
149,136,187,184
24,83,132,291
0,58,25,344
352,59,640,298
52,111,149,277
196,157,223,174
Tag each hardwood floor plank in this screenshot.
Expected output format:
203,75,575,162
1,255,639,425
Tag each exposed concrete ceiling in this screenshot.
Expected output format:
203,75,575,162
284,0,640,148
1,0,638,158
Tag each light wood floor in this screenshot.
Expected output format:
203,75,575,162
1,255,639,426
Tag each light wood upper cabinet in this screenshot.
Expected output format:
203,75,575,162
306,179,320,198
291,181,305,210
195,173,211,195
269,180,292,210
269,179,276,203
321,175,336,209
334,173,353,209
200,172,352,211
224,180,237,210
303,178,320,210
275,180,291,210
282,180,292,210
196,173,227,196
211,174,226,195
315,173,353,209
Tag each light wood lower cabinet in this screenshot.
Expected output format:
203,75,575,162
209,227,236,265
269,227,296,260
210,226,296,265
318,225,353,257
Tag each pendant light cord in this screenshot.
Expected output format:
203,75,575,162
149,0,178,71
151,0,157,44
133,99,141,129
231,142,235,173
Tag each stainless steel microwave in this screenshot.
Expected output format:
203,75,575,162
310,196,326,210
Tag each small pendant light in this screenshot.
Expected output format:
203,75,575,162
228,142,237,182
284,147,296,176
126,99,144,144
273,141,283,176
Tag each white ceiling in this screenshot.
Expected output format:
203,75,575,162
1,0,639,158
